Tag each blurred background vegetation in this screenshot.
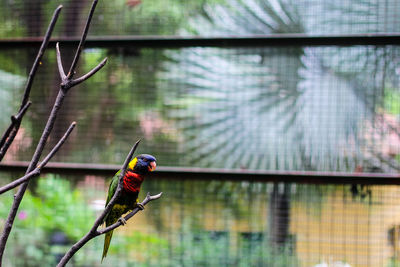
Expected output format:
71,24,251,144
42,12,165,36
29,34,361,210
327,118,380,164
0,0,399,266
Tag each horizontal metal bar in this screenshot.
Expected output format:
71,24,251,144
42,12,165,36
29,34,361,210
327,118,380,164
0,161,398,185
0,33,400,49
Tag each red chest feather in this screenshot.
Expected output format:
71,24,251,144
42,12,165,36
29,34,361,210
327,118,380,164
123,171,144,193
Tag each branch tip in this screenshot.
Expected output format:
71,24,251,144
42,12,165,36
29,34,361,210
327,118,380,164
150,192,163,200
56,42,67,80
68,57,108,87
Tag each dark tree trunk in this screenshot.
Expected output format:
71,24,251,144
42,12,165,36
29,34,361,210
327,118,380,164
268,183,291,248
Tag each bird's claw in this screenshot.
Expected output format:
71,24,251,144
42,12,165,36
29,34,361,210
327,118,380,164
136,203,144,210
118,217,127,225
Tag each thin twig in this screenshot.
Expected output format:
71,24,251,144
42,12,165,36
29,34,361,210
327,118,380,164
0,124,14,154
98,192,163,234
69,57,108,87
0,170,40,194
12,101,32,123
0,101,31,161
21,5,63,109
0,122,76,195
56,42,67,80
0,6,62,162
57,191,162,267
0,5,62,161
67,0,98,79
58,2,106,91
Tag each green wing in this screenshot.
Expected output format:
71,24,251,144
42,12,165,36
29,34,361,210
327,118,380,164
105,171,120,206
102,171,120,262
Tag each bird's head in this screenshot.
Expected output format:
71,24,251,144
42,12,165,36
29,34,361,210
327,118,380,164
128,154,157,174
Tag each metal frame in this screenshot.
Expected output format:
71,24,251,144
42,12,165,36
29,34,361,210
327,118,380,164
1,33,400,49
0,162,398,185
0,33,399,183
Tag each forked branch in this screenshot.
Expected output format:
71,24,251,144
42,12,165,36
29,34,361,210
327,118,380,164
0,6,64,260
57,191,162,267
57,41,108,90
0,0,107,263
98,192,163,234
67,0,99,79
56,140,163,267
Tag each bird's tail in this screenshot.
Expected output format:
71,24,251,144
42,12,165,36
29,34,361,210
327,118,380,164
101,230,114,263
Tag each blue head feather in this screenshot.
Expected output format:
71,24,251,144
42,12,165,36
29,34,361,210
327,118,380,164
133,154,157,174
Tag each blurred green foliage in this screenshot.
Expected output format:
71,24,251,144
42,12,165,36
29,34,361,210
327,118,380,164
0,175,300,266
0,176,93,239
385,88,400,116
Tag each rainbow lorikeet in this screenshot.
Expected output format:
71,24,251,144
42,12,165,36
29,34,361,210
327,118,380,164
101,154,156,262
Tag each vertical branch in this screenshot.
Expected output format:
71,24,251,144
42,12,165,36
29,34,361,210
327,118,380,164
67,0,98,79
20,5,63,109
0,5,62,161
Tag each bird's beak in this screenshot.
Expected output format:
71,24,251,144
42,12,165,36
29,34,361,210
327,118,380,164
148,161,156,172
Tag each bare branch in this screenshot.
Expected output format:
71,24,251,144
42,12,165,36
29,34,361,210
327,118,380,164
0,122,76,195
0,5,62,161
21,5,62,108
92,139,141,231
56,141,140,266
56,42,67,80
57,191,162,267
56,140,148,267
12,101,32,123
37,122,76,168
98,192,163,234
67,0,99,79
0,1,103,262
0,91,66,263
57,1,107,92
0,101,31,161
69,57,108,87
0,169,40,195
0,124,14,153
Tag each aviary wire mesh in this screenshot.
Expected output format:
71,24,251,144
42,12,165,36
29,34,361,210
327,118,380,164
1,0,400,37
1,173,400,267
1,0,399,173
0,1,400,266
0,45,399,173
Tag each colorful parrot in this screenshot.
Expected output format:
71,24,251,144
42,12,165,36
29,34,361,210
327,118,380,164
101,154,156,262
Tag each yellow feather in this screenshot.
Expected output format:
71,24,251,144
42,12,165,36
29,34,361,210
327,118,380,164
128,157,137,170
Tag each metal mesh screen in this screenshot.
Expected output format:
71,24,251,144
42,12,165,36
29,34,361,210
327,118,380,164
1,45,399,173
0,1,400,266
1,173,400,266
1,0,400,38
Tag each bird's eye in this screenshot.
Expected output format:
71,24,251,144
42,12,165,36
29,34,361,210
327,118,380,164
142,158,148,162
